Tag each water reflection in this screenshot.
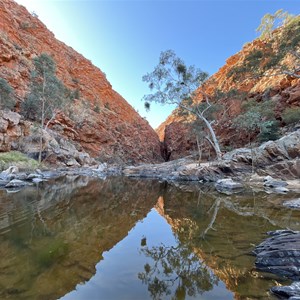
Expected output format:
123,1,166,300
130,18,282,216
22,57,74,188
0,176,161,299
138,241,219,299
0,177,299,299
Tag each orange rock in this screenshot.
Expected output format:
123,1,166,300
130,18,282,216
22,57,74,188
0,0,162,163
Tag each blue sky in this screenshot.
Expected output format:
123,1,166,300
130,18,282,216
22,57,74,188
15,0,300,129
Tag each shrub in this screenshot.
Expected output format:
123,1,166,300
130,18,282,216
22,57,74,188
0,151,40,171
94,104,100,113
282,107,300,124
0,78,16,110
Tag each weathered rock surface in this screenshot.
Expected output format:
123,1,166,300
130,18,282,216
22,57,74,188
0,0,161,164
215,178,243,194
283,199,300,209
123,130,300,185
254,230,300,299
271,282,300,299
157,29,300,161
254,230,300,280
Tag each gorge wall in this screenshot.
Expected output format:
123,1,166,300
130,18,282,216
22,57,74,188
0,0,162,165
157,23,300,161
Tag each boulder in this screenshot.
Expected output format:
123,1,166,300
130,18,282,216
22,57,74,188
1,111,21,126
66,158,80,167
0,166,19,179
263,175,288,188
254,230,300,280
271,281,300,299
215,178,243,193
283,199,300,209
5,179,28,188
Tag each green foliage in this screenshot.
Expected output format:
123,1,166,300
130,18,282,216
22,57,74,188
228,14,300,81
0,78,16,110
138,242,217,299
0,151,39,171
69,88,80,101
282,107,300,124
256,9,294,39
21,53,71,123
233,98,280,142
142,50,209,106
94,104,100,113
257,120,280,142
35,239,69,269
214,88,247,100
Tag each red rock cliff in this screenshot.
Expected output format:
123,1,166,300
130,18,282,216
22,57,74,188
157,23,300,160
0,0,162,163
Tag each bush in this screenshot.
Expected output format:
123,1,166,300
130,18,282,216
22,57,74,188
0,78,16,110
0,151,40,171
257,120,280,142
94,104,100,113
282,107,300,124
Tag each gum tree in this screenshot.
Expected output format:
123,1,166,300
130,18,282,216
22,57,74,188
142,50,223,160
21,53,71,163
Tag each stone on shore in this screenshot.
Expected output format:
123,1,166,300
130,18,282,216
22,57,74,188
5,179,28,188
215,178,243,193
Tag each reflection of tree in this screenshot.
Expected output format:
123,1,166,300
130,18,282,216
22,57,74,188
138,240,218,300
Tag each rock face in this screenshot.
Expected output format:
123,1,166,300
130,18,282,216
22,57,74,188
123,130,300,183
0,0,161,164
254,230,300,299
157,29,300,161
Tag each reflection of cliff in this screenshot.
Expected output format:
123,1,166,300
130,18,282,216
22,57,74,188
156,186,300,299
0,177,161,299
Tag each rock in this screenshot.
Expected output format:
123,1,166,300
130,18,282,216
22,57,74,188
283,199,300,209
264,175,288,188
32,177,43,183
1,111,21,126
26,173,43,180
215,178,243,193
0,0,162,164
254,230,300,281
0,166,19,179
273,186,289,193
66,158,80,167
0,118,8,133
5,179,28,188
271,282,300,299
0,179,10,186
95,163,108,172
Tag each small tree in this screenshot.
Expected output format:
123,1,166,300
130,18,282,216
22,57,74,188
0,78,16,110
256,9,293,39
21,53,71,162
142,50,223,160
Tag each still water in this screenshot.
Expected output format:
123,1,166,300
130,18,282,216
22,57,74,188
0,175,299,300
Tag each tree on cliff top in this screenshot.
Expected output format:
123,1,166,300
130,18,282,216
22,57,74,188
256,9,293,39
21,53,71,163
142,50,223,160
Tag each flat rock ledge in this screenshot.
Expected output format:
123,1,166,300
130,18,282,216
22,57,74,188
254,230,300,299
123,130,300,192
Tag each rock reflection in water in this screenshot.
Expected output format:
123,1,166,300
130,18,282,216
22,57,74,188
1,177,300,300
0,176,161,299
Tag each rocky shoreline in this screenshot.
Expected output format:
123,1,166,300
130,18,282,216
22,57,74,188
1,129,299,195
123,129,300,194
